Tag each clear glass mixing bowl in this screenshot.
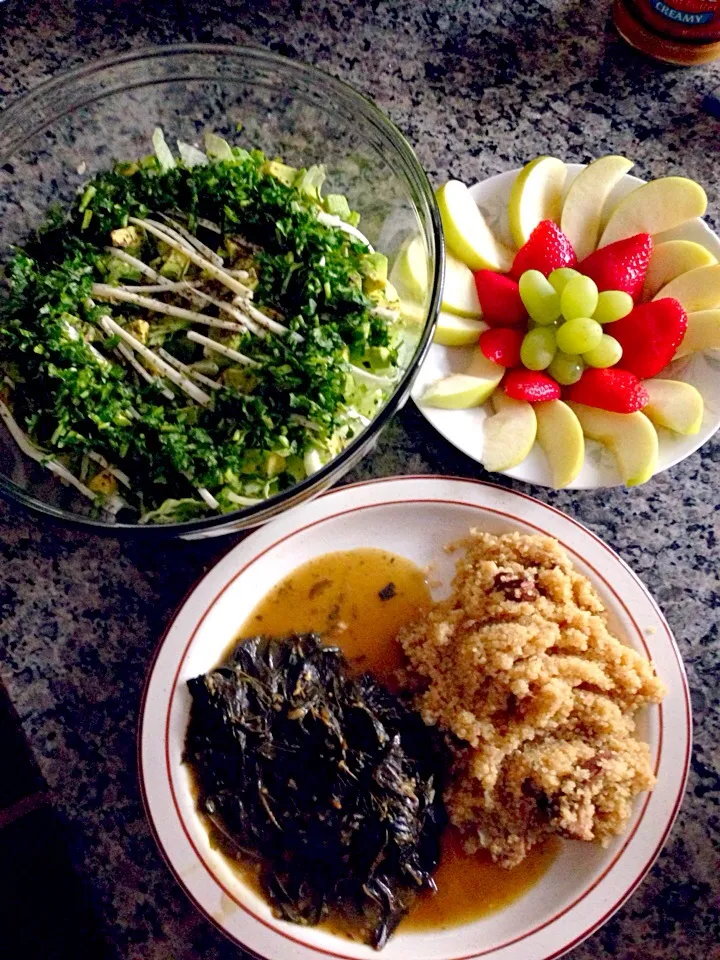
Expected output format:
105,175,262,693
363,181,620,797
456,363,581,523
0,45,442,538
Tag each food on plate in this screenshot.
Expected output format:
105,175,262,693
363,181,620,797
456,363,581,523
508,156,567,248
567,402,658,486
642,379,704,435
422,352,503,408
0,128,413,523
560,155,634,260
441,252,483,318
674,310,720,359
436,180,513,272
535,400,585,488
599,176,707,247
185,632,447,949
653,262,720,312
642,240,717,300
481,391,537,472
419,155,716,487
604,298,687,378
398,531,666,867
433,311,486,347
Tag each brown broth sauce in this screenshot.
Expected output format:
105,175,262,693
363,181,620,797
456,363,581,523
221,547,558,933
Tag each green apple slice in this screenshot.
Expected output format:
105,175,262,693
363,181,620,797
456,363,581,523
642,379,704,435
674,310,720,359
482,392,537,472
535,400,585,488
599,176,707,248
567,403,658,487
443,252,482,318
391,235,428,302
653,263,720,312
421,352,503,409
508,156,567,248
433,311,487,346
560,156,633,261
643,240,717,300
437,180,513,272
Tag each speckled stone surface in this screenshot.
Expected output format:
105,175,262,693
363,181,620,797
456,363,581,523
0,2,719,958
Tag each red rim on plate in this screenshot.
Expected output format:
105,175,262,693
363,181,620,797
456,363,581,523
138,476,691,960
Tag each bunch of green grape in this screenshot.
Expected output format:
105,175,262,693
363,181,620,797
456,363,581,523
518,268,630,385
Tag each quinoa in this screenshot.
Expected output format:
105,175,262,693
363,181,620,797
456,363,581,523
398,530,666,868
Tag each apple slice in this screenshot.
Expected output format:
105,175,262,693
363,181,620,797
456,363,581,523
642,379,704,435
535,400,585,488
653,263,720,312
421,352,504,409
674,310,720,359
437,181,513,272
482,391,537,472
567,402,658,487
433,311,487,346
642,240,717,300
443,252,482,317
560,156,634,261
599,176,707,248
508,156,567,248
392,235,428,302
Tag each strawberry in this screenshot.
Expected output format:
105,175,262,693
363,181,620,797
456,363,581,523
510,221,577,279
565,368,649,413
473,270,527,327
479,328,523,367
504,369,561,402
606,297,687,379
578,233,653,302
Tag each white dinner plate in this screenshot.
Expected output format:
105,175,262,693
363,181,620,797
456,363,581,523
139,475,691,960
412,165,720,489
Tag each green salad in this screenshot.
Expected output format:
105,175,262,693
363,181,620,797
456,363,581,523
0,129,413,523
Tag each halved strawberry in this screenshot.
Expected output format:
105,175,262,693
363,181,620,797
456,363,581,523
510,221,577,279
479,328,523,367
606,297,687,379
504,369,561,402
565,368,648,413
579,233,652,302
473,270,527,327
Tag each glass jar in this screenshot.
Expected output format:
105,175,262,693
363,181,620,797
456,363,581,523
613,0,720,64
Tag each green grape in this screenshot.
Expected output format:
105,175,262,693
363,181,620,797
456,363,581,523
556,316,603,354
548,267,581,294
548,351,585,385
583,334,623,368
560,274,599,321
521,326,557,370
594,290,634,324
519,269,561,325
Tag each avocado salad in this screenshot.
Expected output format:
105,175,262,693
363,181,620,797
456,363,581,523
0,129,414,524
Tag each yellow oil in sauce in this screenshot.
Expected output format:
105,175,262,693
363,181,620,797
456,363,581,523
220,547,559,932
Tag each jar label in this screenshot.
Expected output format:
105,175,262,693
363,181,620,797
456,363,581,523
635,0,720,38
650,0,716,24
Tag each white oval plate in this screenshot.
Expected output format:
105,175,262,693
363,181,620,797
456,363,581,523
412,165,720,489
139,476,691,960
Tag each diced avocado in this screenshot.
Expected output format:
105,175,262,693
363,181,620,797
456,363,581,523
262,159,298,187
346,210,361,228
88,470,118,496
365,345,392,367
265,452,286,476
295,165,326,203
360,252,388,293
324,194,352,219
222,367,259,392
126,318,150,344
159,247,189,280
109,225,143,250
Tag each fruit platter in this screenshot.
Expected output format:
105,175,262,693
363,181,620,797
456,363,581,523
408,156,720,489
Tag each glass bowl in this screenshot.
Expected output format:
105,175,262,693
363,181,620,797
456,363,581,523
0,44,442,539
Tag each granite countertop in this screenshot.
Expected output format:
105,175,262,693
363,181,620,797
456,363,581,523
0,1,718,958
